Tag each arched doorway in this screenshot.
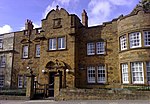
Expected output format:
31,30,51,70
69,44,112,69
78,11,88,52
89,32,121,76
45,59,67,97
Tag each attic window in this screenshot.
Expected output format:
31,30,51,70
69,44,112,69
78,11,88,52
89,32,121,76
53,18,62,29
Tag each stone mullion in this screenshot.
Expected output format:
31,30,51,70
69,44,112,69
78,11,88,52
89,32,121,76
128,62,132,85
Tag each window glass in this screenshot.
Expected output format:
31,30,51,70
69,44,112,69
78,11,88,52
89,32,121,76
144,31,150,46
49,38,56,50
129,32,141,48
35,44,40,57
87,43,95,55
87,66,96,83
0,55,6,68
0,75,4,87
58,37,65,49
18,75,23,88
23,46,28,58
131,62,144,84
120,35,127,50
121,63,129,84
96,42,105,54
146,62,150,83
97,66,106,83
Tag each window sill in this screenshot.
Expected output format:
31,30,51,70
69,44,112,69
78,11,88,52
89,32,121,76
119,47,150,53
47,49,67,52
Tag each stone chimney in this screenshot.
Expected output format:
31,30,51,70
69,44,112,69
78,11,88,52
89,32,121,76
82,9,88,27
25,19,34,30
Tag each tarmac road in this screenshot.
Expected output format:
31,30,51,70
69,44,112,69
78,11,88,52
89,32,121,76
0,100,150,104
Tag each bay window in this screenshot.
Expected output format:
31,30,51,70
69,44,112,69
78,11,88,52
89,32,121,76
131,62,144,84
129,32,141,48
120,35,127,50
121,63,129,84
144,31,150,46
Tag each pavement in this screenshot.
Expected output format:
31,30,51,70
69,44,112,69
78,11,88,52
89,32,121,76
0,100,150,104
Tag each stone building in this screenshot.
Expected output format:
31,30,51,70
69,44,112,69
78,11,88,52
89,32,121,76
0,33,14,88
1,1,150,98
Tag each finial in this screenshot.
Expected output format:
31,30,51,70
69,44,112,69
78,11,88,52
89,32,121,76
56,5,59,10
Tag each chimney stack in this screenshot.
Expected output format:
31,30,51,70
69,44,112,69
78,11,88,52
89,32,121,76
82,9,88,27
25,19,34,30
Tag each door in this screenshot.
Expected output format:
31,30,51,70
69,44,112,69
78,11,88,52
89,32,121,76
49,72,56,97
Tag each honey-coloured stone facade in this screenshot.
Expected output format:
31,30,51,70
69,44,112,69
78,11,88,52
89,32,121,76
1,2,149,98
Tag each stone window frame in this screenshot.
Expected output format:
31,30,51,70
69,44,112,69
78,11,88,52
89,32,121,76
96,42,105,55
53,18,62,29
129,32,141,49
18,75,23,88
97,65,106,83
18,75,27,89
48,36,66,51
22,45,29,59
0,75,4,88
144,31,150,47
87,66,96,83
146,61,150,83
49,38,57,50
87,65,106,84
131,62,144,84
58,37,66,50
120,35,127,51
87,42,95,55
35,44,40,58
0,55,6,68
121,63,129,84
87,41,106,56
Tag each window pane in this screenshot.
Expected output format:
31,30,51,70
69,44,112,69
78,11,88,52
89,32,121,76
23,46,28,58
58,37,65,49
0,55,6,68
36,44,40,57
96,42,105,54
49,38,56,50
87,66,96,83
120,35,127,50
97,65,106,83
129,32,141,48
87,43,95,55
0,75,4,87
146,62,150,82
131,62,144,84
121,63,129,84
18,75,23,88
144,31,150,46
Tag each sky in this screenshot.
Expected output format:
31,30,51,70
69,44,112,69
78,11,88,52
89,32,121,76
0,0,140,34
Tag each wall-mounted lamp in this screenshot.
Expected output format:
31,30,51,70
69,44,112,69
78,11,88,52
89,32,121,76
42,69,47,74
66,69,69,73
27,66,33,75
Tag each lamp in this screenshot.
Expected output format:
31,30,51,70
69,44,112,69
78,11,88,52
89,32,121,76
27,66,33,75
42,69,47,74
66,69,69,73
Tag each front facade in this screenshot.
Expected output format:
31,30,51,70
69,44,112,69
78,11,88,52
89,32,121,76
0,1,150,97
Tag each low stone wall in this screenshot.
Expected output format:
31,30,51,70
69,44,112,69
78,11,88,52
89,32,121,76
0,95,29,100
56,88,150,100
